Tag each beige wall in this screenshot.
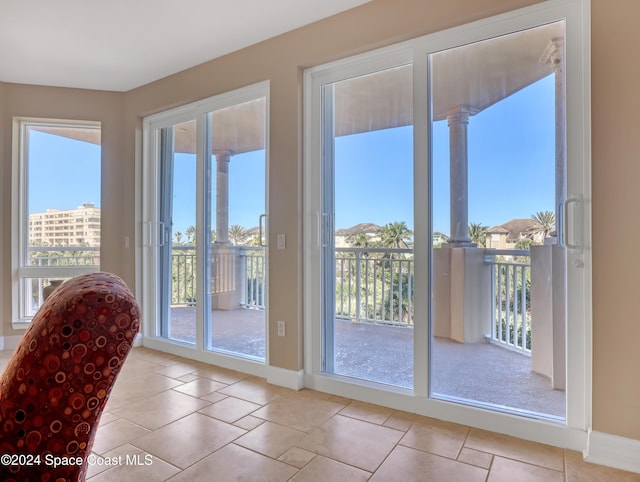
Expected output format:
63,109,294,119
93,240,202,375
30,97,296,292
591,0,640,440
0,85,125,337
1,0,639,442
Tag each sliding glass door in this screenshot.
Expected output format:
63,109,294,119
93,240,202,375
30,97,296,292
305,0,589,432
144,83,269,364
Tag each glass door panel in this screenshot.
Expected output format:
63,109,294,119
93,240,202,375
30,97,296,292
160,120,197,344
429,22,567,420
321,65,414,388
207,98,267,361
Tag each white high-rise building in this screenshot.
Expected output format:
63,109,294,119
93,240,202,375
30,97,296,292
29,203,101,247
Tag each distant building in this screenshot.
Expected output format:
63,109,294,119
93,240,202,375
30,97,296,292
486,218,542,249
335,223,381,247
29,203,101,247
334,223,438,249
433,231,449,247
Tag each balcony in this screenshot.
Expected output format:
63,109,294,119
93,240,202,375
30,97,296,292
168,244,565,419
27,244,564,418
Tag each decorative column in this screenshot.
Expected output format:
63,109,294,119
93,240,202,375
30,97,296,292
211,149,240,310
214,150,232,244
436,106,490,344
447,107,474,246
540,38,565,231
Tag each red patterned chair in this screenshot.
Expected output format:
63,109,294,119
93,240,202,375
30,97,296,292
0,272,140,481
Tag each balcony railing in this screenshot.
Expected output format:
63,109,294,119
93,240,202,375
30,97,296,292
24,246,101,316
335,247,414,326
170,245,266,309
241,247,266,309
169,245,530,352
27,245,529,354
28,246,100,267
23,245,531,358
172,246,196,306
485,249,531,354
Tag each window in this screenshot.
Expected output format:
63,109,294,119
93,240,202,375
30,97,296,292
12,119,102,324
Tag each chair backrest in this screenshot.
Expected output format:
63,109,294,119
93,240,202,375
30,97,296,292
0,272,140,481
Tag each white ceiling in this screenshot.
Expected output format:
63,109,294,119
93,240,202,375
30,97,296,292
0,0,371,92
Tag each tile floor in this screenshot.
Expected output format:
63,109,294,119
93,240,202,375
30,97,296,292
3,347,639,481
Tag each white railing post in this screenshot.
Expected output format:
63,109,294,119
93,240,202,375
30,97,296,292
238,248,248,307
521,265,527,349
485,249,531,354
498,264,503,343
490,261,496,341
355,250,362,322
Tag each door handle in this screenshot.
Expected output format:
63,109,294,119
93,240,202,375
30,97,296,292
158,222,166,247
259,214,267,247
562,197,581,250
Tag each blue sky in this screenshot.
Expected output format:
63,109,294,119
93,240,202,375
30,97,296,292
29,73,555,239
27,130,265,237
28,130,101,212
335,74,555,234
170,151,265,236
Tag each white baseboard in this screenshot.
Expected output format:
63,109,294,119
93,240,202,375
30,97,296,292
584,429,640,474
267,366,305,390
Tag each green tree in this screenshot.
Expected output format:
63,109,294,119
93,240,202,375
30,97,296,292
229,225,246,245
347,232,371,248
468,222,488,247
378,221,413,249
247,234,262,246
515,238,533,250
174,231,183,244
185,225,196,244
530,210,556,240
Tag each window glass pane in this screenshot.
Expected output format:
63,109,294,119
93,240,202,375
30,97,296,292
429,22,566,420
26,126,101,262
165,120,197,344
207,98,267,360
21,123,101,317
323,64,414,388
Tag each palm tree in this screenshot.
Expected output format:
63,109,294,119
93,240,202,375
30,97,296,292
530,210,556,240
185,225,196,244
348,232,371,248
229,225,246,245
173,231,183,244
468,222,488,247
378,221,413,249
248,234,262,246
374,222,414,324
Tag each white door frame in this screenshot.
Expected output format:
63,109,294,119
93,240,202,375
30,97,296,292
140,81,271,378
303,0,591,450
